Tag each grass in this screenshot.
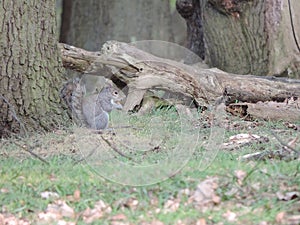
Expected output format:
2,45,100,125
0,110,299,224
1,153,299,224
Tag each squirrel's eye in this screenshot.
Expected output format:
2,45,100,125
114,91,118,95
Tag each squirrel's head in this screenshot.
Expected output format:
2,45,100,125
100,85,125,110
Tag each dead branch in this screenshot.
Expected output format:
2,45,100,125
14,142,49,164
58,41,300,121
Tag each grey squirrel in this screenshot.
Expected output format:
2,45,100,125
60,78,125,130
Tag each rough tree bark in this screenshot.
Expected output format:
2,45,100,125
0,0,68,137
176,0,300,78
58,42,300,122
176,0,205,60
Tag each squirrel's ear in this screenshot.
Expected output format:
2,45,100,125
103,78,114,88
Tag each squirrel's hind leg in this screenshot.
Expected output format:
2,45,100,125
92,111,109,130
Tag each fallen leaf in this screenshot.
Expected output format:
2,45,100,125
73,189,81,201
110,213,127,221
114,197,139,210
234,170,247,185
287,215,300,225
212,195,221,204
189,177,220,207
178,188,190,197
46,200,75,219
230,133,261,143
223,210,237,222
150,195,159,207
258,222,268,225
82,200,112,224
0,188,9,193
0,214,4,224
83,207,103,224
0,213,30,225
38,211,61,221
49,173,57,181
40,191,59,199
126,198,139,210
276,191,300,201
57,220,76,225
196,218,207,225
95,200,112,214
223,133,267,150
287,137,298,149
163,198,180,213
276,212,285,224
110,221,131,225
140,220,164,225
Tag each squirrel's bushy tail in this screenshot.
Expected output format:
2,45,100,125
60,78,87,126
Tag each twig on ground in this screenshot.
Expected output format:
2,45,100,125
271,130,300,155
100,134,135,162
74,146,97,164
14,142,49,164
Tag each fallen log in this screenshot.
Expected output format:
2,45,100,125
58,41,300,121
227,100,300,122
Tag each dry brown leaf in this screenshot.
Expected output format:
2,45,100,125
286,215,300,225
126,198,139,210
40,191,59,199
49,173,57,181
178,188,190,197
189,177,220,208
110,213,127,221
0,214,4,225
114,197,139,210
196,218,207,225
276,211,286,224
150,195,159,207
154,207,161,214
57,220,76,225
163,198,180,213
276,191,300,201
38,211,62,222
110,221,131,225
287,137,299,149
223,133,267,150
258,222,268,225
0,188,9,193
285,122,300,130
212,195,221,204
43,200,75,220
73,189,81,201
82,200,112,224
0,213,30,225
234,170,247,185
175,219,185,225
82,207,104,224
95,200,112,214
140,220,164,225
223,210,237,222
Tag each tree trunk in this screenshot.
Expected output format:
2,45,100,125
177,0,300,78
60,0,175,51
0,0,68,138
176,0,205,60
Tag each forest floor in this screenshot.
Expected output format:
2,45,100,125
0,109,299,225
